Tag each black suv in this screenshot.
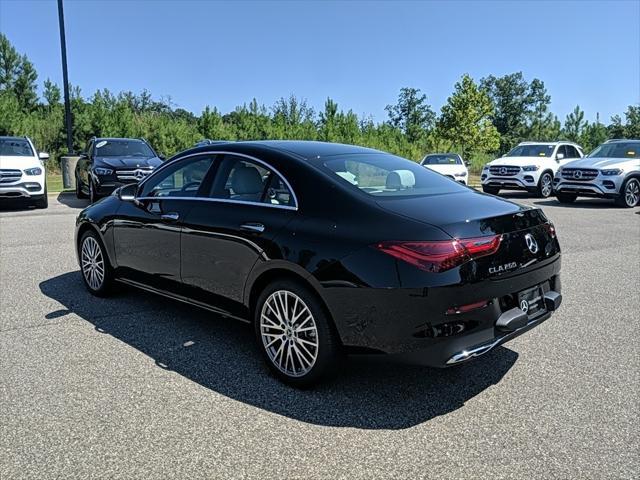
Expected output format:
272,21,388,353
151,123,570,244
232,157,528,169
75,137,164,203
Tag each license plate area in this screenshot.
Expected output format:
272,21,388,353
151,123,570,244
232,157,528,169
517,285,546,318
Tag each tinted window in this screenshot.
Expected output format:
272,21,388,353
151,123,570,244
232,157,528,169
323,153,468,198
140,156,214,197
564,145,579,158
0,138,33,157
422,154,462,165
588,142,640,159
209,155,295,207
556,145,567,158
507,144,555,157
95,139,154,158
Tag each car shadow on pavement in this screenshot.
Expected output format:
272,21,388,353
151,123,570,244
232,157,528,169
534,198,621,209
56,192,89,209
40,272,518,430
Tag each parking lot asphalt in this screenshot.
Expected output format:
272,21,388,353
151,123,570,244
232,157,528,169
0,192,638,479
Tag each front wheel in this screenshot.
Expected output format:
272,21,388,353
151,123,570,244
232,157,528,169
89,180,99,204
34,183,48,209
254,280,341,387
76,175,88,199
79,230,115,296
482,186,500,195
556,192,577,204
616,177,640,208
537,172,553,198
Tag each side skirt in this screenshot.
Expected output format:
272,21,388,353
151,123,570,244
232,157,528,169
115,277,251,324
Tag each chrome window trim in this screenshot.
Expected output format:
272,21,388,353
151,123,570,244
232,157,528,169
137,150,299,210
135,195,298,211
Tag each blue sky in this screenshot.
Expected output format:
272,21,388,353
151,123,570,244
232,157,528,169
0,0,638,123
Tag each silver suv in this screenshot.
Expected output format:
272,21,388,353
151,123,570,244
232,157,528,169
553,139,640,208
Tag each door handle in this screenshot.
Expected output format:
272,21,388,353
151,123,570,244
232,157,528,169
161,212,180,222
240,222,265,233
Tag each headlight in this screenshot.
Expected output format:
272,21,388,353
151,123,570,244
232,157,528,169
454,172,467,177
522,165,540,172
24,167,42,176
601,168,623,176
94,167,113,176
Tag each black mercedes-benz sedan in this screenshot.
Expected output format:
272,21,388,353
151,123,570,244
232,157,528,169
75,137,164,203
75,141,562,386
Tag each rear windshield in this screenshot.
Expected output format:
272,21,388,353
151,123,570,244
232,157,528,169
422,154,462,165
323,153,467,198
587,141,640,159
507,144,555,157
0,138,33,157
95,139,154,158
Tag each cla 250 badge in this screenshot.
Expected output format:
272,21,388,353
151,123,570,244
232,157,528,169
489,262,517,274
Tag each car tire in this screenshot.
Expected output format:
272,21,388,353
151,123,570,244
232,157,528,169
537,172,553,198
79,230,115,297
482,186,499,195
254,279,341,387
76,176,88,199
556,193,577,204
615,177,640,208
89,180,99,204
34,183,48,209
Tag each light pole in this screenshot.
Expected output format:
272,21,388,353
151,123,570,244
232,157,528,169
57,0,73,154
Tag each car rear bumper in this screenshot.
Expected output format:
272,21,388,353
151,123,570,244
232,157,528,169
321,256,562,366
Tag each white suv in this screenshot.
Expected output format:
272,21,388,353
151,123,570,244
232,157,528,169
553,139,640,208
0,136,49,208
421,153,469,185
481,141,584,198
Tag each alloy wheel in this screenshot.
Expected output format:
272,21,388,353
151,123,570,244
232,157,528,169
541,173,552,197
259,290,319,378
81,236,105,290
625,179,639,207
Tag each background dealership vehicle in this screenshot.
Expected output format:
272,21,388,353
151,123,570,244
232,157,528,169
481,141,584,197
421,153,468,184
75,141,562,386
75,137,164,203
0,136,49,208
553,139,640,207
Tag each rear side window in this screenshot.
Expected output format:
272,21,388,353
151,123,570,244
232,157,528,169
323,153,468,198
0,138,33,157
564,145,580,158
208,155,296,207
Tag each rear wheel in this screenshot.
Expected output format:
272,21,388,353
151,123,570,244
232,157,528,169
537,172,553,198
616,177,640,208
79,230,114,296
482,186,499,195
556,192,577,204
254,280,341,387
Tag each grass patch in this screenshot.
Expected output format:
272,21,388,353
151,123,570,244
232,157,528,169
47,172,71,193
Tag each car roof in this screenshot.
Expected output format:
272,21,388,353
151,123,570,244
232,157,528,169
423,152,460,156
604,138,640,144
94,137,145,142
0,136,29,141
518,141,582,148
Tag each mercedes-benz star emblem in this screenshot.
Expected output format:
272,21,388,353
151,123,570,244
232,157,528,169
520,299,529,313
525,233,539,254
134,170,145,180
500,166,508,175
573,170,583,179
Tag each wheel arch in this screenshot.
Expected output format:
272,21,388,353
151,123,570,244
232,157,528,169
76,221,116,269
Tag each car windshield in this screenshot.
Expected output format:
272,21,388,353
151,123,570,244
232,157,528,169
422,154,462,165
507,144,555,157
323,153,468,198
95,139,154,157
587,141,640,159
0,138,33,157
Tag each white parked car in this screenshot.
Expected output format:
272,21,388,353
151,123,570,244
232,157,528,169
481,141,584,197
553,139,640,208
0,136,49,208
421,153,468,185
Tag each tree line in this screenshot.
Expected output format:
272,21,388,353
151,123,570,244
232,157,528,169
1,33,638,173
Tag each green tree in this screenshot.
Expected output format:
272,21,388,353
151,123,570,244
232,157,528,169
436,74,500,158
624,105,640,138
580,113,608,152
0,33,38,111
385,87,435,144
563,105,587,142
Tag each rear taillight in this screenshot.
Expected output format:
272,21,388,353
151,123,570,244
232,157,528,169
375,234,502,273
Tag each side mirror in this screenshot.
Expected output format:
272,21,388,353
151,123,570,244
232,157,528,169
556,153,565,162
158,154,166,161
118,183,138,202
38,152,50,160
